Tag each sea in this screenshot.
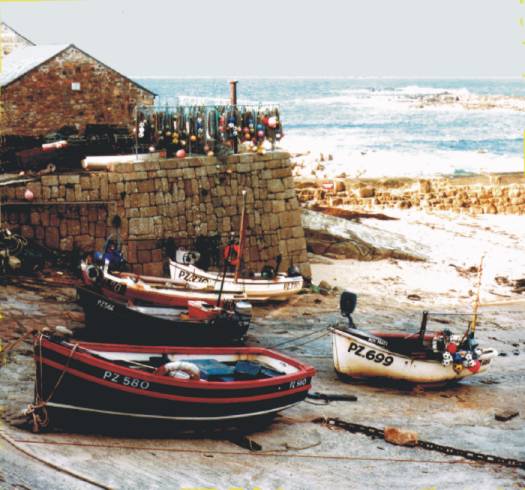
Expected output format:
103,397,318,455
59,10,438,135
134,78,525,178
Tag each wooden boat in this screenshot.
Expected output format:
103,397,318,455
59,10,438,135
81,261,247,308
169,260,304,302
29,332,315,429
76,286,251,344
330,292,498,385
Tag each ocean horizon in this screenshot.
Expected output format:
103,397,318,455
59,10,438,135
134,77,525,178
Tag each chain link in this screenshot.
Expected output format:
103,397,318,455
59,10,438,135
314,417,525,469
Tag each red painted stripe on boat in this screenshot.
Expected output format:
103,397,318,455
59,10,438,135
41,340,316,389
40,357,311,404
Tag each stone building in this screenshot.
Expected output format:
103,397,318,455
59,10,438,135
0,43,156,136
0,22,34,57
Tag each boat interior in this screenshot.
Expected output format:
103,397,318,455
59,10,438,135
70,342,300,380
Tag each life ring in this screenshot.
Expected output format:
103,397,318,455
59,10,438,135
224,244,240,266
155,361,200,380
85,265,101,283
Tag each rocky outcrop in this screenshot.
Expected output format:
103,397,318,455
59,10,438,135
304,228,423,262
302,209,426,262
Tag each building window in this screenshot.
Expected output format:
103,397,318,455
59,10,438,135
72,82,81,91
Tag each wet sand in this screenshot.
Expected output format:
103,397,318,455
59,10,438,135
1,208,524,489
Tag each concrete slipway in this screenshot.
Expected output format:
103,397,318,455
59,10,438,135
1,209,525,489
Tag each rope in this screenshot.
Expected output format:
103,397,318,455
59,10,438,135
0,431,112,489
24,338,78,433
268,325,332,350
1,329,36,356
1,436,478,466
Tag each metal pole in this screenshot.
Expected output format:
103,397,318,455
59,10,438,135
230,80,239,154
235,190,247,282
470,255,484,335
217,232,235,307
229,80,238,106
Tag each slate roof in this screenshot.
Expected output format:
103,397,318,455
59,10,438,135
0,44,70,87
0,43,156,96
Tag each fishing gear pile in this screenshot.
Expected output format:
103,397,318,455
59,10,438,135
136,105,283,157
432,329,483,374
0,228,46,274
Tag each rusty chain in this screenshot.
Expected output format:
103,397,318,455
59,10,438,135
314,417,525,470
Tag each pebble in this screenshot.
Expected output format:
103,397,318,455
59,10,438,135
384,426,418,447
495,410,519,422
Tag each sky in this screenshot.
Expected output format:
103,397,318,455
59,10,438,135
0,0,524,78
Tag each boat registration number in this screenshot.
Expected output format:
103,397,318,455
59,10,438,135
289,378,308,389
177,269,208,284
347,342,394,366
102,371,150,390
284,281,300,291
96,299,115,311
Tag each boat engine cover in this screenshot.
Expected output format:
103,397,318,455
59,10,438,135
340,291,357,316
235,301,252,318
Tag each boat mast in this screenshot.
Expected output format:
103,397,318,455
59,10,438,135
469,255,484,335
235,190,247,282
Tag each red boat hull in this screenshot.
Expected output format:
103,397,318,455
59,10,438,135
34,336,315,424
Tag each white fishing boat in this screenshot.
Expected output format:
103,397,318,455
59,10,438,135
330,291,498,385
169,259,304,302
168,190,303,302
81,261,247,308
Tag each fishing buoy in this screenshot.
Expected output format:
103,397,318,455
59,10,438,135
190,135,197,142
441,352,452,366
446,343,457,354
468,360,481,373
24,189,34,201
207,151,214,157
268,116,278,128
257,130,265,138
176,149,187,158
453,363,464,374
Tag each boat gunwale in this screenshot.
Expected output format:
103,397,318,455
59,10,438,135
329,326,496,363
39,336,316,391
169,260,304,287
39,356,312,404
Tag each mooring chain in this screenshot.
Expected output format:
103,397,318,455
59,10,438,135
315,418,525,470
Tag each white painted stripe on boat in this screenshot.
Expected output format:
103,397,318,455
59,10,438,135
46,401,300,421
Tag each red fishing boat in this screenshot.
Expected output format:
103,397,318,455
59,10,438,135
28,332,315,430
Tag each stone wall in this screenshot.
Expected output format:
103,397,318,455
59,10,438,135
2,152,310,277
1,45,155,136
296,177,525,215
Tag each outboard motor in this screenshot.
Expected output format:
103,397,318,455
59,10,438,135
340,291,357,328
234,301,253,325
261,264,275,279
287,265,301,277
